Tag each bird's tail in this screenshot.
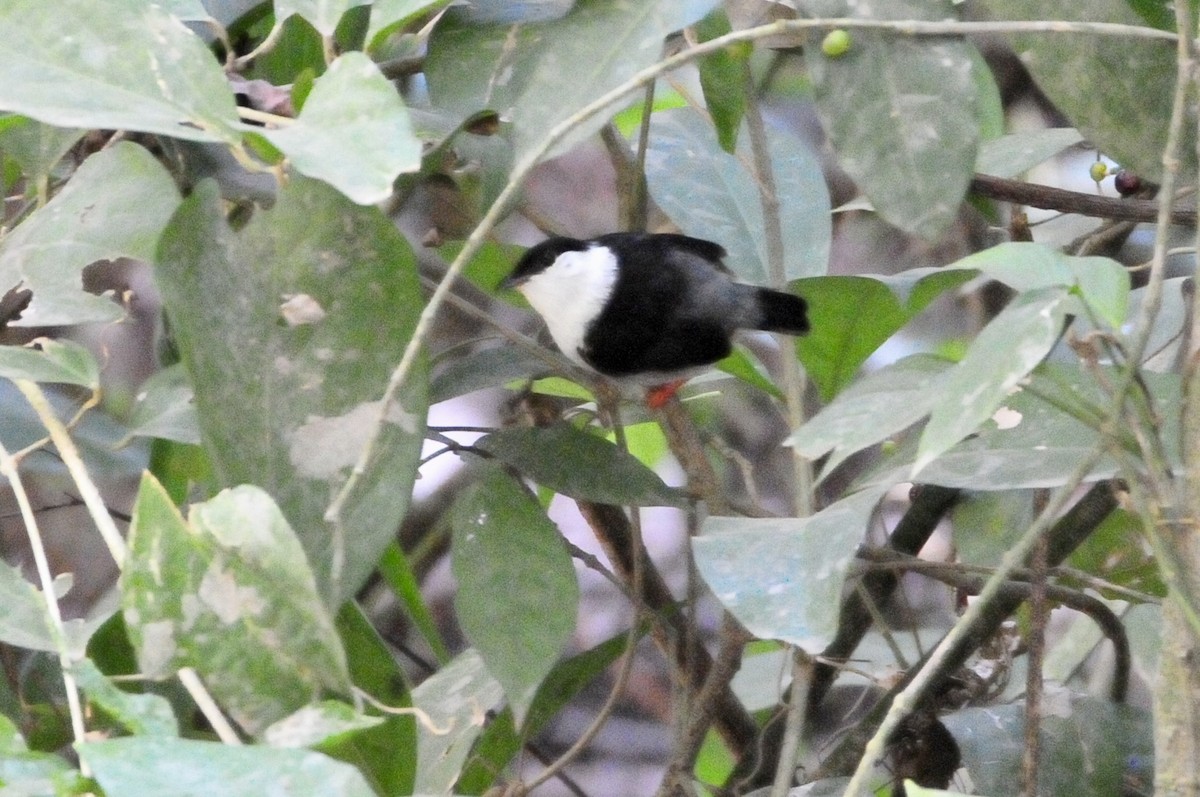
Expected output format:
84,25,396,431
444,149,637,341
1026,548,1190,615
753,288,809,335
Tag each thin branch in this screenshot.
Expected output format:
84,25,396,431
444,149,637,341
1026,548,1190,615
971,173,1195,226
14,381,126,565
859,548,1133,704
1021,526,1049,797
178,667,242,745
0,437,88,773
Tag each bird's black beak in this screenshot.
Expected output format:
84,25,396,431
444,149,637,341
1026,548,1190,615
499,274,524,292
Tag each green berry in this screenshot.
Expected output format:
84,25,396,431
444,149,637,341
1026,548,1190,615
1089,161,1108,182
822,29,852,58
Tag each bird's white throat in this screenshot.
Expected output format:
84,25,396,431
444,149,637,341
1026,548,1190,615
517,244,619,367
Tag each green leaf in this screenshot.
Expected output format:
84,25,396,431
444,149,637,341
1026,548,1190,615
155,176,428,606
426,0,719,158
0,142,182,327
645,108,831,284
431,346,547,404
73,658,179,737
121,475,351,734
79,737,377,797
263,701,384,748
477,423,685,507
803,1,979,239
123,363,201,445
450,467,579,725
789,354,953,478
943,698,1151,797
276,0,370,36
509,0,721,159
951,491,1033,567
0,339,98,388
457,630,632,793
915,287,1070,475
976,128,1086,178
912,364,1180,490
694,488,881,650
792,277,906,402
1068,508,1163,598
261,52,421,204
366,0,452,49
715,346,783,399
945,242,1130,328
792,271,972,401
410,648,505,796
0,715,82,793
332,603,416,796
0,115,85,181
977,0,1191,180
440,239,527,294
0,0,240,142
0,559,55,652
695,9,745,153
1124,0,1175,30
376,543,450,663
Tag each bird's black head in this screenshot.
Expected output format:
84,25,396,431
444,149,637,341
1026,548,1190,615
502,236,589,290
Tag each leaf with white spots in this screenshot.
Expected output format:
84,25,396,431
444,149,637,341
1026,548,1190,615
121,474,351,736
450,467,578,727
914,287,1070,476
788,353,953,480
802,0,980,239
263,701,383,748
0,0,240,143
155,176,427,607
694,488,880,651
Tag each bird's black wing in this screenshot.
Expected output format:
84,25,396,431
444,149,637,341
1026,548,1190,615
581,235,736,376
596,232,732,275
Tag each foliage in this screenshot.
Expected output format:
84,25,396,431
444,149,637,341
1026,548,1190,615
0,0,1191,795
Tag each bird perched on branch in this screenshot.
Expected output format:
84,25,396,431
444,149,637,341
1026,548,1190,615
502,232,809,407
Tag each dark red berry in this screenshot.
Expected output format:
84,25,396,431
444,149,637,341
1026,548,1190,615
1114,170,1142,196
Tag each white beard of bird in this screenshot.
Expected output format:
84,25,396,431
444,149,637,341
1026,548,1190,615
516,244,618,369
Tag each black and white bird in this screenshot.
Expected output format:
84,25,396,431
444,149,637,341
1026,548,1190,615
502,232,809,406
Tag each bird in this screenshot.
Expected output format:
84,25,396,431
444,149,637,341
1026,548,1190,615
502,232,809,407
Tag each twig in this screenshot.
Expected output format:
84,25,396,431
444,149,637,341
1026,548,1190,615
14,381,126,565
574,501,759,758
971,174,1195,226
1021,525,1049,797
858,548,1132,703
178,667,242,745
0,437,88,772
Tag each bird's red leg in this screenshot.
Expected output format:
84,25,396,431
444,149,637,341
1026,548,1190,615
645,378,688,409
